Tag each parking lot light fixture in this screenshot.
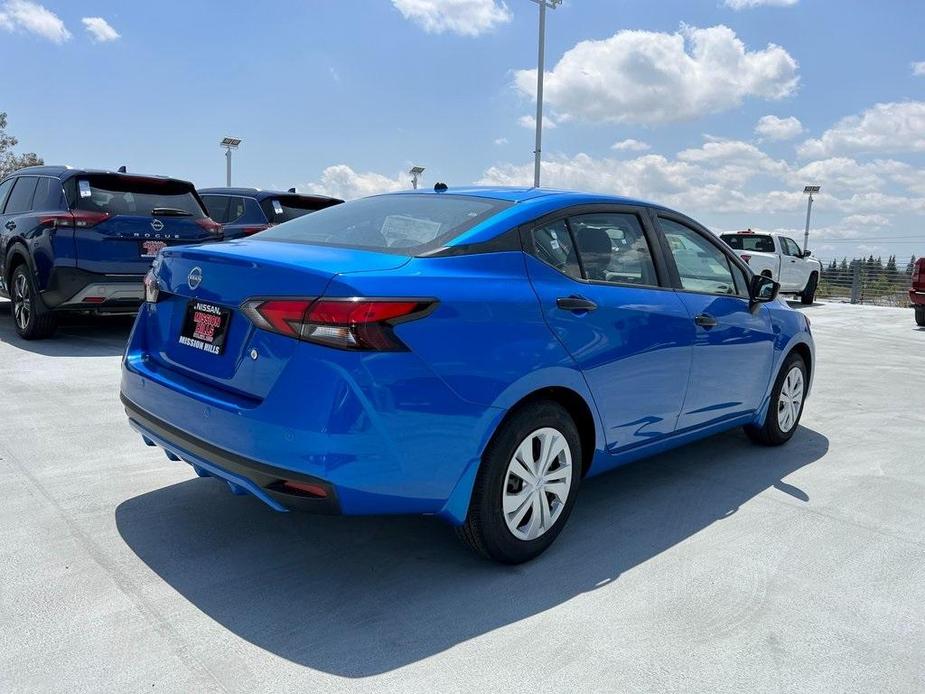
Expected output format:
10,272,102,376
221,137,242,187
529,0,562,188
409,166,425,190
803,185,820,253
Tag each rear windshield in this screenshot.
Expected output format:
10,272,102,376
72,175,205,218
260,195,341,224
255,194,511,255
721,233,775,253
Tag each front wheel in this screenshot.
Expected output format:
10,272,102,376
745,352,807,446
456,401,582,563
916,305,925,327
11,265,57,340
801,273,818,305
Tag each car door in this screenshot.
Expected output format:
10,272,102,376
779,236,804,290
655,214,775,430
523,206,694,452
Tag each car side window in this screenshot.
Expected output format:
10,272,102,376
530,219,581,280
0,178,14,212
227,196,247,224
4,176,38,215
569,212,658,286
201,195,229,223
659,217,738,296
781,237,800,256
31,178,65,211
728,260,750,298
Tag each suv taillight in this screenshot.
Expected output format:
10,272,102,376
40,211,110,228
240,224,270,236
241,297,436,351
196,217,223,235
741,254,752,264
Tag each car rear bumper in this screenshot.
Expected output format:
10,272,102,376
909,290,925,306
123,394,340,514
43,268,144,310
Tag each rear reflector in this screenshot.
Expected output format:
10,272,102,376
280,480,329,498
84,296,106,304
241,297,436,351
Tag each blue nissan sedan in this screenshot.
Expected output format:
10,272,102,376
121,187,814,563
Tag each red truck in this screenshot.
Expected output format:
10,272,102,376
912,258,925,326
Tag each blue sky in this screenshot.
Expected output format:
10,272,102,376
1,0,923,261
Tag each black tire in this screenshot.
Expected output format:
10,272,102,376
916,305,925,327
801,272,818,305
745,352,807,446
456,401,582,564
10,264,57,340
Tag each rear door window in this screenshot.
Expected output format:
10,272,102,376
74,175,206,218
4,176,38,214
721,233,775,253
0,178,14,212
200,195,230,223
31,177,65,211
260,195,340,223
227,196,247,223
530,219,581,280
569,212,658,286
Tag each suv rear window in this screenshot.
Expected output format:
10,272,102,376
255,194,511,255
72,175,206,218
260,195,341,224
721,233,774,253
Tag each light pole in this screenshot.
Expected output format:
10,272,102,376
803,185,820,253
409,166,425,190
220,137,241,187
530,0,562,188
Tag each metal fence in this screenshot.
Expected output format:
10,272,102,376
814,257,917,307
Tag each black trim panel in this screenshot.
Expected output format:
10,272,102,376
122,394,341,514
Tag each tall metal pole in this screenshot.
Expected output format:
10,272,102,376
533,1,547,188
225,148,232,187
803,192,814,252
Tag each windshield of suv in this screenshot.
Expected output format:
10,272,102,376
721,233,775,253
255,194,511,255
260,195,342,224
72,175,206,218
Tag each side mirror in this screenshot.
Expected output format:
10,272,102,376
802,249,812,258
749,273,779,305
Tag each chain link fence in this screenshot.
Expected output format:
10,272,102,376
814,257,918,307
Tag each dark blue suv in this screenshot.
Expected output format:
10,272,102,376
198,187,342,240
0,166,222,339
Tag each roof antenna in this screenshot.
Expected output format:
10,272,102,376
288,187,296,193
434,182,448,192
117,165,127,173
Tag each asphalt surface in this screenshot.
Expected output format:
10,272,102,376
0,300,923,693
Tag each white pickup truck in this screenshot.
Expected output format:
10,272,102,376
719,230,823,305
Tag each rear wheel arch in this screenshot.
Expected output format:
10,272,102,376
5,244,32,289
492,386,596,477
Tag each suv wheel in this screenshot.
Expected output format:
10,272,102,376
457,401,582,563
916,305,925,327
745,352,807,446
11,265,57,340
801,273,818,305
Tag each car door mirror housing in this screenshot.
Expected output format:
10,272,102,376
802,249,812,258
749,273,779,304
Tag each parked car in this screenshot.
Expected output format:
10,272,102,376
911,257,925,326
720,230,822,304
198,187,343,240
0,166,222,339
121,188,814,563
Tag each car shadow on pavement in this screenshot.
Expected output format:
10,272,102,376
0,300,133,357
116,426,828,678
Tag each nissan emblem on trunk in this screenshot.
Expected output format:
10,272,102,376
151,219,164,232
187,267,203,290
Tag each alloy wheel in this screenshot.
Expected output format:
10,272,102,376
13,272,31,332
502,427,573,541
777,366,804,433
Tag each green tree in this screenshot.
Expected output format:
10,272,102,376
0,112,43,179
907,255,918,275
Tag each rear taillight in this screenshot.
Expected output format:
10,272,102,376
240,224,270,236
196,217,223,235
40,211,110,229
241,297,436,351
144,269,160,303
741,254,752,264
913,259,924,288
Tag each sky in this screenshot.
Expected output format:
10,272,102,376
1,0,923,262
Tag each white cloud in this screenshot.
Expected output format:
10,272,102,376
723,0,798,9
513,24,798,126
798,101,925,157
842,214,891,228
0,0,70,43
81,17,119,42
391,0,511,37
494,137,508,146
611,139,651,152
304,165,406,200
755,115,804,140
518,114,557,130
912,62,925,77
